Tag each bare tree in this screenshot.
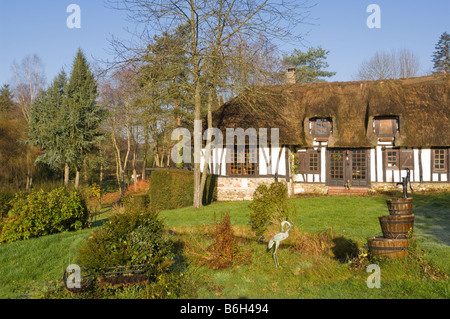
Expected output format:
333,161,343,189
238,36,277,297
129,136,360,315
396,48,421,79
355,49,420,81
107,0,312,208
11,54,46,190
11,54,46,123
100,67,140,200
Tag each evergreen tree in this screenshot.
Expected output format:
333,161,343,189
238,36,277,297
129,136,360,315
28,49,104,188
64,48,104,187
432,32,450,74
0,84,15,113
282,46,336,83
28,70,69,171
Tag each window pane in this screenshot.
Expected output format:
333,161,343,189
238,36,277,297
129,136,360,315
433,149,446,171
352,150,366,180
309,152,319,172
387,150,398,167
312,119,330,136
230,146,257,175
330,151,343,179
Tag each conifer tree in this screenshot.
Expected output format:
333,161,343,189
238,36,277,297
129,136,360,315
432,32,450,73
0,84,15,113
28,70,70,180
64,48,103,188
28,49,104,188
282,46,336,83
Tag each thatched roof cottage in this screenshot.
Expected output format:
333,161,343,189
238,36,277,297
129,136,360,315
202,73,449,200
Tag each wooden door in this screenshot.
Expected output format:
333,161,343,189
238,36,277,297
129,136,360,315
350,149,369,187
328,149,369,187
328,149,345,186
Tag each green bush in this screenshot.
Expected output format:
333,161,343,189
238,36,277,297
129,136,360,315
148,170,217,210
0,192,14,219
0,188,89,243
248,182,290,239
77,210,174,273
122,193,150,212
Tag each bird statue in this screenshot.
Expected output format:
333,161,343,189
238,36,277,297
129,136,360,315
267,221,292,268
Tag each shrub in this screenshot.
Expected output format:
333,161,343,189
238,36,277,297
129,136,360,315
0,192,14,218
148,170,216,210
200,213,251,270
0,188,89,243
248,182,290,239
77,210,174,273
122,193,150,212
74,208,194,299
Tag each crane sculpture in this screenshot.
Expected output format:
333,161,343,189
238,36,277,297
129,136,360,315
267,221,292,268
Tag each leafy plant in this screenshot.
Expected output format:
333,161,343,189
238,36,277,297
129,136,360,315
0,188,89,243
0,192,14,218
248,182,290,239
77,210,174,273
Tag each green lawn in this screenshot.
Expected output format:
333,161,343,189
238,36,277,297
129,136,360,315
0,193,449,299
159,193,449,299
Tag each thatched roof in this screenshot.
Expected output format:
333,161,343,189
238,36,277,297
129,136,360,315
212,74,450,148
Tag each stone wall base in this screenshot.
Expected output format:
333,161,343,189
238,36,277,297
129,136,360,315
292,183,328,195
216,177,282,201
217,177,450,201
370,182,450,192
216,178,328,201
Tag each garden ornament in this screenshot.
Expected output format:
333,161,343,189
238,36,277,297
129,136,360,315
267,221,292,268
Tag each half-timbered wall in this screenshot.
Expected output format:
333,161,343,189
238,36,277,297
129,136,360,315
200,146,288,177
370,147,450,183
203,146,449,183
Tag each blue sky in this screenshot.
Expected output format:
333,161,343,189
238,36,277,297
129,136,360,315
0,0,449,87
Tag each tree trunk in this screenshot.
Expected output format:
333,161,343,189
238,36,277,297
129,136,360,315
142,158,146,181
75,168,80,189
191,1,201,209
25,146,33,192
199,89,214,206
83,158,88,183
142,129,149,181
193,82,202,209
64,162,70,187
99,164,103,186
26,173,32,192
131,141,137,191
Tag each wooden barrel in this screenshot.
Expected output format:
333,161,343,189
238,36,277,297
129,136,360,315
379,214,414,239
386,197,413,215
367,237,409,258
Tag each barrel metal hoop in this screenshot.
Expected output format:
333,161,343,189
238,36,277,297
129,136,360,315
370,246,408,251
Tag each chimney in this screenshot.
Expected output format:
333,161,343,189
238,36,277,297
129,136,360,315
286,67,296,84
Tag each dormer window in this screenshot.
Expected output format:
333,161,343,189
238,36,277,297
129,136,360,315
373,116,399,137
310,118,332,138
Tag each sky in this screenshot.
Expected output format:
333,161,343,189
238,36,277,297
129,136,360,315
0,0,449,88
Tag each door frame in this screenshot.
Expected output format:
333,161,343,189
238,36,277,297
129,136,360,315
327,148,371,187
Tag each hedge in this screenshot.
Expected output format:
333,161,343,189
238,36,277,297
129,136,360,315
148,170,217,210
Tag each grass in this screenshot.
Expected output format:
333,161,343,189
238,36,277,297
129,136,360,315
0,192,449,299
159,193,449,299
